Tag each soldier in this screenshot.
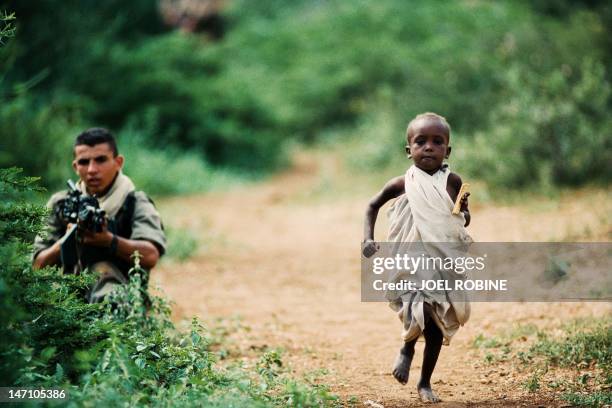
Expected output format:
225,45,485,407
33,128,167,303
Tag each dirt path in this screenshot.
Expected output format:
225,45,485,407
154,156,610,407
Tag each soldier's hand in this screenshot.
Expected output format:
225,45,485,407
63,223,76,238
80,220,113,247
362,239,379,258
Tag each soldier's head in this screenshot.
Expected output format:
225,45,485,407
72,128,124,195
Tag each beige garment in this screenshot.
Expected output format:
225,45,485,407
87,261,128,303
387,165,472,345
76,171,135,218
33,172,167,261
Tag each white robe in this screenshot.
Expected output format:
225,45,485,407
386,164,472,344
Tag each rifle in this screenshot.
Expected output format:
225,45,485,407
56,180,106,272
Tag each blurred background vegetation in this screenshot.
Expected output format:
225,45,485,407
1,0,610,195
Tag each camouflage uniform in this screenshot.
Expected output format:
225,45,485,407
34,188,166,303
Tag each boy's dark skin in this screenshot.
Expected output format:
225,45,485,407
362,115,470,403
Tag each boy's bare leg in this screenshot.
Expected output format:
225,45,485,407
417,307,444,402
392,338,416,384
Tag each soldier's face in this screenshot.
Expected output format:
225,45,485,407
73,143,124,195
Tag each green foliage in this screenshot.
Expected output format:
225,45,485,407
524,368,545,392
165,227,199,262
223,0,516,136
281,380,338,408
0,168,48,383
0,94,80,187
471,333,512,365
0,94,244,194
471,319,611,404
70,33,287,172
471,333,503,349
532,320,610,372
458,59,612,189
529,320,611,370
119,128,246,196
562,391,612,407
0,168,338,406
3,0,611,190
480,318,611,404
0,10,15,44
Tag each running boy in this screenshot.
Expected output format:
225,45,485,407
362,112,471,403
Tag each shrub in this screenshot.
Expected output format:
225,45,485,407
4,0,611,190
119,127,246,197
0,168,339,406
456,59,612,189
0,94,81,188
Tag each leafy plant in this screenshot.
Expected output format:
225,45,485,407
0,167,339,406
0,10,15,44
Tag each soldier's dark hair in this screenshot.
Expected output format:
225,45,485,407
74,128,118,156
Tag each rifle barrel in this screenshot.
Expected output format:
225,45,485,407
67,179,78,192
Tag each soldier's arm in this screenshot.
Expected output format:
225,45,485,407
114,236,160,269
33,241,61,269
127,191,166,268
33,194,66,269
81,229,160,269
85,191,166,269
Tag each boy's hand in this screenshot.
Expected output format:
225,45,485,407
362,239,379,258
460,192,471,227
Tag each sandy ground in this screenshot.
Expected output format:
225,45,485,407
153,155,611,407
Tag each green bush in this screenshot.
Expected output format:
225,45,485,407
0,168,48,383
164,227,199,262
69,33,287,172
119,128,246,196
0,94,81,187
0,168,339,406
220,0,518,139
457,59,611,188
3,0,611,189
0,10,15,43
0,97,243,195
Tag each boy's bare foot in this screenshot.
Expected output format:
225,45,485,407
392,351,412,384
417,384,441,403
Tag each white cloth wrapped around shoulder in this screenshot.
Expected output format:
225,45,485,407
76,172,135,218
386,164,472,345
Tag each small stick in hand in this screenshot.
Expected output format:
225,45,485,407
452,183,470,215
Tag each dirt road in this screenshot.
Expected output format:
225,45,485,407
154,156,610,407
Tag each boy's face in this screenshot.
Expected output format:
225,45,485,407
406,117,450,174
73,143,124,195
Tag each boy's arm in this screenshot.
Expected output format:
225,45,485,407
363,176,405,252
448,173,470,227
460,192,471,227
